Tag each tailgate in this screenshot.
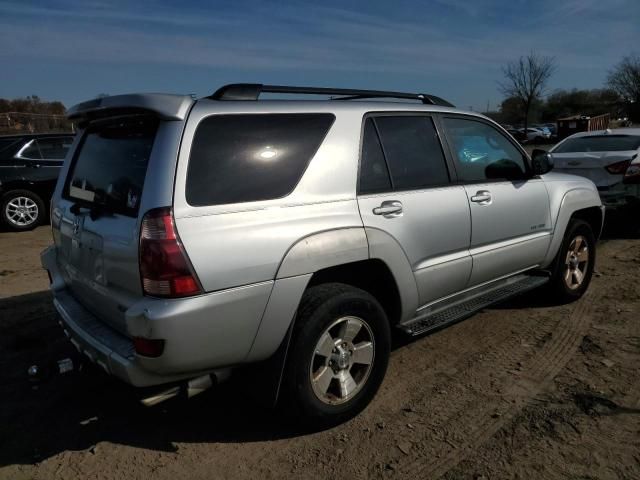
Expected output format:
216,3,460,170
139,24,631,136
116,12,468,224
52,116,160,334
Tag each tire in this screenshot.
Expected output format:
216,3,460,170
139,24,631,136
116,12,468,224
548,219,596,303
282,283,391,425
0,189,45,232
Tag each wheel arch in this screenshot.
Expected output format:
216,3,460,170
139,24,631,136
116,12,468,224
247,226,417,363
1,180,52,204
306,258,402,327
542,187,604,268
571,206,604,239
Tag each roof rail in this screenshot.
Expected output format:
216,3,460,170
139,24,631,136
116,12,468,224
208,83,455,107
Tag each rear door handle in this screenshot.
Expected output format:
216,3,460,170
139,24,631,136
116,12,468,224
470,190,492,204
373,200,403,216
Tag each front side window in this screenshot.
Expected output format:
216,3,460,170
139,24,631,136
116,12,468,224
443,117,527,182
0,138,19,153
186,113,335,206
374,116,449,190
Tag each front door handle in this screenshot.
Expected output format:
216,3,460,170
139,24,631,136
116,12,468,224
470,190,492,204
373,200,403,216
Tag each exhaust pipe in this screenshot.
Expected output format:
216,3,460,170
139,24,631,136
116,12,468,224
139,369,230,407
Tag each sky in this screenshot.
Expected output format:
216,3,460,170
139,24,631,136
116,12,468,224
1,0,638,110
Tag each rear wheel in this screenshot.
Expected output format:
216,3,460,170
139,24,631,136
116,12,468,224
283,283,391,425
548,219,596,302
0,190,45,231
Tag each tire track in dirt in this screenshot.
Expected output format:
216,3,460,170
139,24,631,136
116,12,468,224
375,318,518,405
398,288,599,478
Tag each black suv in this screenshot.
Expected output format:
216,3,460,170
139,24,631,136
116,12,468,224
0,133,75,231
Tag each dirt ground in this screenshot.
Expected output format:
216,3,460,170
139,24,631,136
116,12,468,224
0,216,639,480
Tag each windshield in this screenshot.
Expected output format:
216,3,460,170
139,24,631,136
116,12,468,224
554,135,640,153
65,117,158,217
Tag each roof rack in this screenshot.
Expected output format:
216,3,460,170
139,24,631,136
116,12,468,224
208,83,455,107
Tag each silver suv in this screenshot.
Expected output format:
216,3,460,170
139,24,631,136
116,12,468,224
41,84,604,423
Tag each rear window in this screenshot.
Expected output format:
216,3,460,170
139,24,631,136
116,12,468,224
186,113,335,206
554,135,640,153
65,117,158,217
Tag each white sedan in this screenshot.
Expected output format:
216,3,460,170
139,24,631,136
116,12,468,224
550,128,640,209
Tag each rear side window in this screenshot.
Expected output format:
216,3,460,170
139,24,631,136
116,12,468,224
66,117,158,217
374,116,450,190
37,137,74,160
18,139,42,159
359,118,392,194
186,114,335,206
554,135,640,153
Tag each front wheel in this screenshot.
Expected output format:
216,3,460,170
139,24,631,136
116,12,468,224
548,219,596,302
282,283,391,425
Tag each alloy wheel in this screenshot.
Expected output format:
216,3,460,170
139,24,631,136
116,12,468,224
310,316,375,405
5,196,39,227
563,235,589,290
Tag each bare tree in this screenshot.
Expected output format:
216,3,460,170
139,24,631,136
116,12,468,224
499,53,555,134
607,54,640,121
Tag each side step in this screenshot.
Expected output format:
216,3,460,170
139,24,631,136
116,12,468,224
398,275,549,337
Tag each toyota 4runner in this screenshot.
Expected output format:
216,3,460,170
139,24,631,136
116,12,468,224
41,84,604,424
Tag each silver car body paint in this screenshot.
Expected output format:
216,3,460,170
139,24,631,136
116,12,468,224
42,93,603,387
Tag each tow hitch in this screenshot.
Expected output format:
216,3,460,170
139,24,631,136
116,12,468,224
27,356,82,384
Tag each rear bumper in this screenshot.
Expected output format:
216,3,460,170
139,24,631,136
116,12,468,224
53,290,196,387
41,245,274,387
599,187,640,209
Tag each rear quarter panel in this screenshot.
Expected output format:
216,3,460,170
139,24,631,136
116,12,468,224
172,102,365,292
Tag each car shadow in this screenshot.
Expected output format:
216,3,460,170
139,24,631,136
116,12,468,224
599,208,640,240
0,291,328,468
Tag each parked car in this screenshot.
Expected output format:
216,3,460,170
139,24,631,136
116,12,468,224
543,123,558,136
532,124,552,136
550,129,640,209
506,128,526,142
41,85,603,424
0,133,75,230
519,127,551,143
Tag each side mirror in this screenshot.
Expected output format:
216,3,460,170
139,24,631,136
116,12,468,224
531,149,554,175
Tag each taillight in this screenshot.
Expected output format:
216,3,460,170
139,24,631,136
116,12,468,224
624,155,640,184
605,159,631,174
133,337,165,357
139,207,202,298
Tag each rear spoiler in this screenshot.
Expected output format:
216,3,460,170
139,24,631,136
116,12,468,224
66,94,195,124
